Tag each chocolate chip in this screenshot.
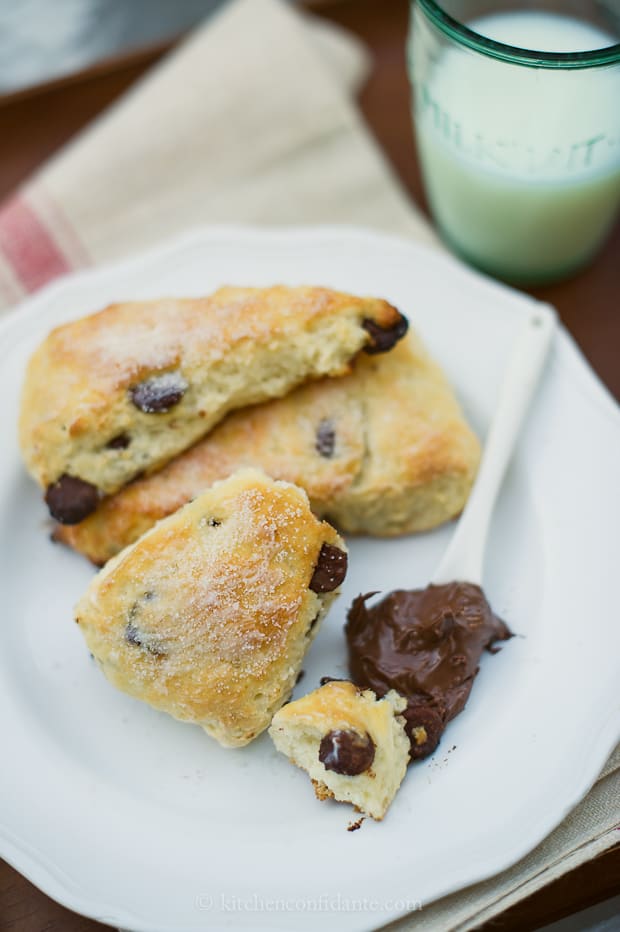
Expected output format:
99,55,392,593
309,543,348,593
129,371,188,413
125,620,165,658
200,516,221,528
362,313,409,354
45,474,100,524
319,729,375,775
402,703,444,761
319,676,346,686
106,433,131,450
125,622,142,647
315,419,335,458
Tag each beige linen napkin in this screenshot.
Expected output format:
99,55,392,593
0,0,617,927
389,744,620,930
0,0,435,309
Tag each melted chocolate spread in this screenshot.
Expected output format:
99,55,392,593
346,583,512,760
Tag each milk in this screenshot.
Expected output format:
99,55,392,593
410,11,620,282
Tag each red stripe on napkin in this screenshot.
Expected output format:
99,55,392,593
31,184,91,268
0,194,72,293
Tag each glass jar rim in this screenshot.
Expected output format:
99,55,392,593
416,0,620,68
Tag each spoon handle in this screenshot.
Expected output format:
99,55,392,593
432,306,557,587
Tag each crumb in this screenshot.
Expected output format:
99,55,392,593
347,817,365,832
312,779,334,802
412,725,428,746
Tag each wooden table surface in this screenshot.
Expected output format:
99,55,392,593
0,1,618,930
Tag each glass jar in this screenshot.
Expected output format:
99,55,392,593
408,0,620,283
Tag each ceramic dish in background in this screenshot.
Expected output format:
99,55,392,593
0,226,618,932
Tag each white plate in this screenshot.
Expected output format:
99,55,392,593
0,226,618,932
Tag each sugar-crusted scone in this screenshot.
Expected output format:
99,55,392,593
269,680,410,821
74,469,348,747
56,331,479,565
19,285,408,523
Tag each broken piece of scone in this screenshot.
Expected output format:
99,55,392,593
75,469,347,747
19,285,408,523
269,680,410,820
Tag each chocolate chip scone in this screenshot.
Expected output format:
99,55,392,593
269,680,410,820
19,285,408,523
74,469,348,747
55,330,479,565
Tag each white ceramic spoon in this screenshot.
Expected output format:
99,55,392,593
432,306,557,587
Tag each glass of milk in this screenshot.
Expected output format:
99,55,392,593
408,1,620,283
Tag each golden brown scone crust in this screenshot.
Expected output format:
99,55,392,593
269,681,410,820
75,469,347,747
57,330,479,564
19,286,407,507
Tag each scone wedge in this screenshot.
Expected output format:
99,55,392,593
56,330,479,565
75,469,348,747
269,680,410,820
19,285,407,523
